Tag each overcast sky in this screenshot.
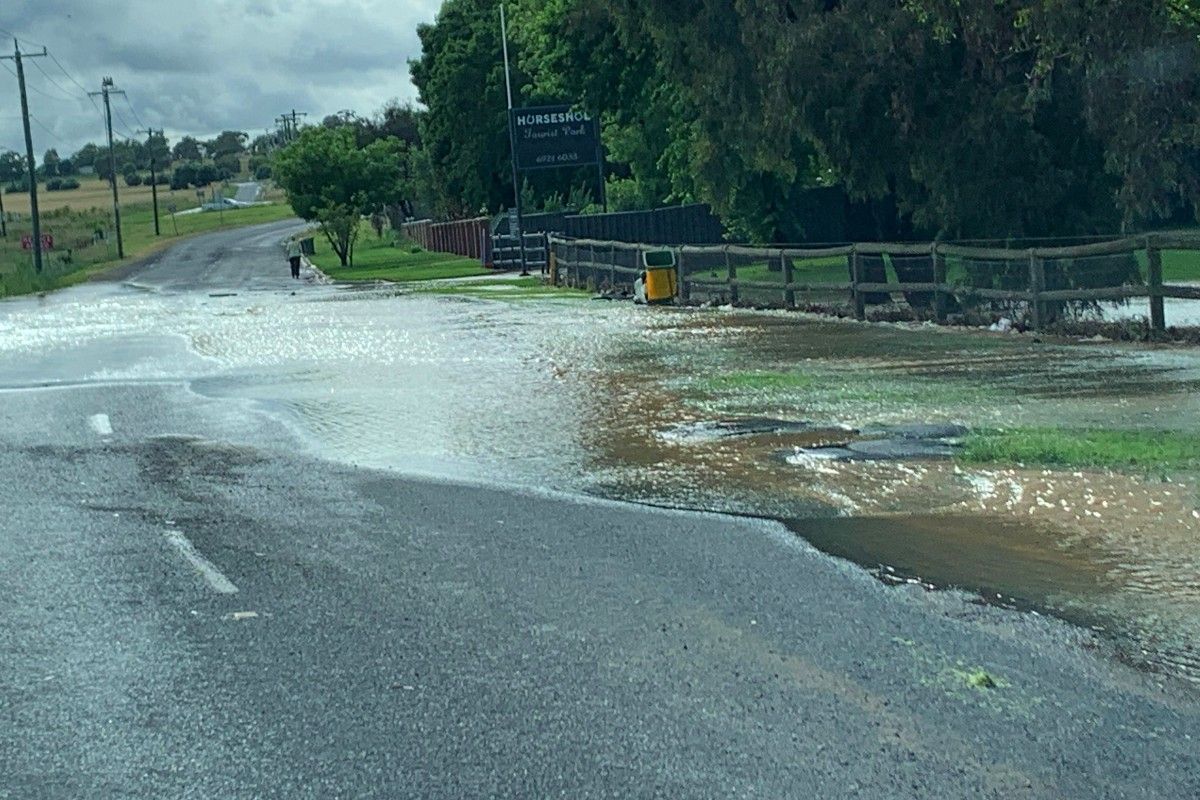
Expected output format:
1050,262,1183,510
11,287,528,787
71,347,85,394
0,0,439,159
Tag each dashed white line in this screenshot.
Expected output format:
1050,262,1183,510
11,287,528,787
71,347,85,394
164,530,239,594
88,414,113,437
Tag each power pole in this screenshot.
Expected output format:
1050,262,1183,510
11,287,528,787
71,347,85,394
287,109,307,142
275,115,290,144
89,77,125,259
0,181,6,237
500,4,528,276
1,40,48,272
139,127,164,235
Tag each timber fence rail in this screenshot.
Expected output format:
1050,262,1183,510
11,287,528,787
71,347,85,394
401,217,491,261
547,232,1200,332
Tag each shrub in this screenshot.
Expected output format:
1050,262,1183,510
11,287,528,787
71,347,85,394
124,173,143,187
254,164,271,180
45,178,63,191
4,183,21,195
60,178,80,190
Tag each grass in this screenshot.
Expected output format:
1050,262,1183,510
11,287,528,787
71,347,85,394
411,276,592,300
702,256,849,286
1161,249,1200,283
309,225,489,283
1,200,296,298
698,370,821,392
960,428,1200,470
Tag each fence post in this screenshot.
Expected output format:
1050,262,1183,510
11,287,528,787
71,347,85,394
725,245,738,306
851,245,865,321
676,247,687,304
932,241,947,324
1147,236,1165,333
588,242,596,290
610,243,617,290
1028,249,1045,330
781,250,795,309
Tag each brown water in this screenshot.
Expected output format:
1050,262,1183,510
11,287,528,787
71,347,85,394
1,284,1197,682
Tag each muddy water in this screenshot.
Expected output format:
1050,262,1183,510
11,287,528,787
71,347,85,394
1,282,1198,682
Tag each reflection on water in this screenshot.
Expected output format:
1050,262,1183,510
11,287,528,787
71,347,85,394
1,282,1198,682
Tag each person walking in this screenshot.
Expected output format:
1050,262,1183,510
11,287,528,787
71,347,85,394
287,238,303,279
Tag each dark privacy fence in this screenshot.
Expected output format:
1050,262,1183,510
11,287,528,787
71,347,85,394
523,204,726,245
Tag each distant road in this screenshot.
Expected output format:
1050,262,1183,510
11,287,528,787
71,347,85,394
1,221,1197,799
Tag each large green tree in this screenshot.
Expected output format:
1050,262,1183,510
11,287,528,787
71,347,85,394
273,126,410,266
410,0,520,217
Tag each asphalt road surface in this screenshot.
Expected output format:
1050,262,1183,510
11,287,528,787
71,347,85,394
2,220,1198,799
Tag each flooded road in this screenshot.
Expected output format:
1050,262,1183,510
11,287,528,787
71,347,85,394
2,252,1198,684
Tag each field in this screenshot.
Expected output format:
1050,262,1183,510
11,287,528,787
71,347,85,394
0,198,296,297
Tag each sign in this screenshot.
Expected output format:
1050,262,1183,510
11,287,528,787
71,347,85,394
510,105,599,171
20,233,53,251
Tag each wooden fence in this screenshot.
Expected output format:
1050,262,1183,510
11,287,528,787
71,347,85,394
401,217,492,262
547,232,1200,332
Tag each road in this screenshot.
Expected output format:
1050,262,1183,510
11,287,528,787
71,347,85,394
2,220,1198,799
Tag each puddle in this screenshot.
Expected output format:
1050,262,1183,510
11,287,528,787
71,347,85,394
1,283,1198,683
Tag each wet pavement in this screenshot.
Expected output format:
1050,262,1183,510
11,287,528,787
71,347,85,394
2,223,1199,689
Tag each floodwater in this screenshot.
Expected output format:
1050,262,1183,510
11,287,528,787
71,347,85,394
1,279,1198,683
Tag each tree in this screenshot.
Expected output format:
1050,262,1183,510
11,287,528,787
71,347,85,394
214,153,241,179
207,130,249,158
71,143,99,171
410,0,517,217
146,131,171,168
172,136,203,162
194,162,220,187
41,149,60,178
0,150,25,184
273,126,409,266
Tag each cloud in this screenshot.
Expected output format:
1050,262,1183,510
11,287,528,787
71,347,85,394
0,0,438,158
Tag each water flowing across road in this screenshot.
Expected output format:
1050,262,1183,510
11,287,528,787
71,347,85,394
2,219,1199,684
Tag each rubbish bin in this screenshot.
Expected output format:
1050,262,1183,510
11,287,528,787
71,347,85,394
642,250,677,304
300,237,315,256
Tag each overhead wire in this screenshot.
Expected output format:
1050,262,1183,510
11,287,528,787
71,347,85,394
121,94,146,131
30,57,85,101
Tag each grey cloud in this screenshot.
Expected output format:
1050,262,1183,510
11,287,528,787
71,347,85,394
0,0,436,157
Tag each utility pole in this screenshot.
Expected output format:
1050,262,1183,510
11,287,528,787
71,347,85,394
139,127,164,235
89,77,125,258
0,181,6,237
275,115,290,144
1,40,48,272
499,4,528,276
287,109,307,142
276,110,307,144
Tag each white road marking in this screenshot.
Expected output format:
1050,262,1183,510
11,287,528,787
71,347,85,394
88,413,113,436
164,530,239,594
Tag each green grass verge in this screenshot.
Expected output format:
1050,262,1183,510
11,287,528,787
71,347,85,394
309,225,489,283
411,276,592,300
1,201,297,298
1161,249,1200,283
960,428,1200,470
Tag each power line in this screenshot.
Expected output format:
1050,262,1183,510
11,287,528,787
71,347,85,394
0,26,43,50
30,57,84,101
28,113,63,144
112,105,138,139
121,94,146,130
45,51,91,96
0,58,82,105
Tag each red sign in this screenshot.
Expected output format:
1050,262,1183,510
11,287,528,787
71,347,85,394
19,233,54,251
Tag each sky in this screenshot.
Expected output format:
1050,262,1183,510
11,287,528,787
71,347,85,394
0,0,439,159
